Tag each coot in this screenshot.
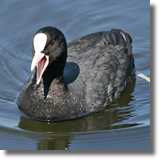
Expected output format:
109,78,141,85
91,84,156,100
17,26,134,121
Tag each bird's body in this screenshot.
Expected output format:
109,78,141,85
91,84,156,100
17,27,134,121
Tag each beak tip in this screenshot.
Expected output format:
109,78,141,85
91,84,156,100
31,67,34,71
31,62,36,71
31,63,35,71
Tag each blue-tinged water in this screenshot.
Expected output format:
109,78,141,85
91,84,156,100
0,0,150,150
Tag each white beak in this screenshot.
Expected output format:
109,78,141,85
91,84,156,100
31,52,49,85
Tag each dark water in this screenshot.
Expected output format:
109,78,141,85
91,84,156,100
0,0,150,150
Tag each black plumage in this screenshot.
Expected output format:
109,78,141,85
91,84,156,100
17,27,134,121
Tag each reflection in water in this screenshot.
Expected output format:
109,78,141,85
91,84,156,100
18,75,141,150
37,136,69,150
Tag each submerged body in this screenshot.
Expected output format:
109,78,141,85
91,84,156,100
17,27,134,121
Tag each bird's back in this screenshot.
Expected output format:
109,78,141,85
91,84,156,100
66,29,134,113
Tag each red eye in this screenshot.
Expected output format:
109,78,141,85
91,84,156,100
49,40,54,45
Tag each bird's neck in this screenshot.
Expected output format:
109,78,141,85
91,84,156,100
35,72,67,99
35,51,67,98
